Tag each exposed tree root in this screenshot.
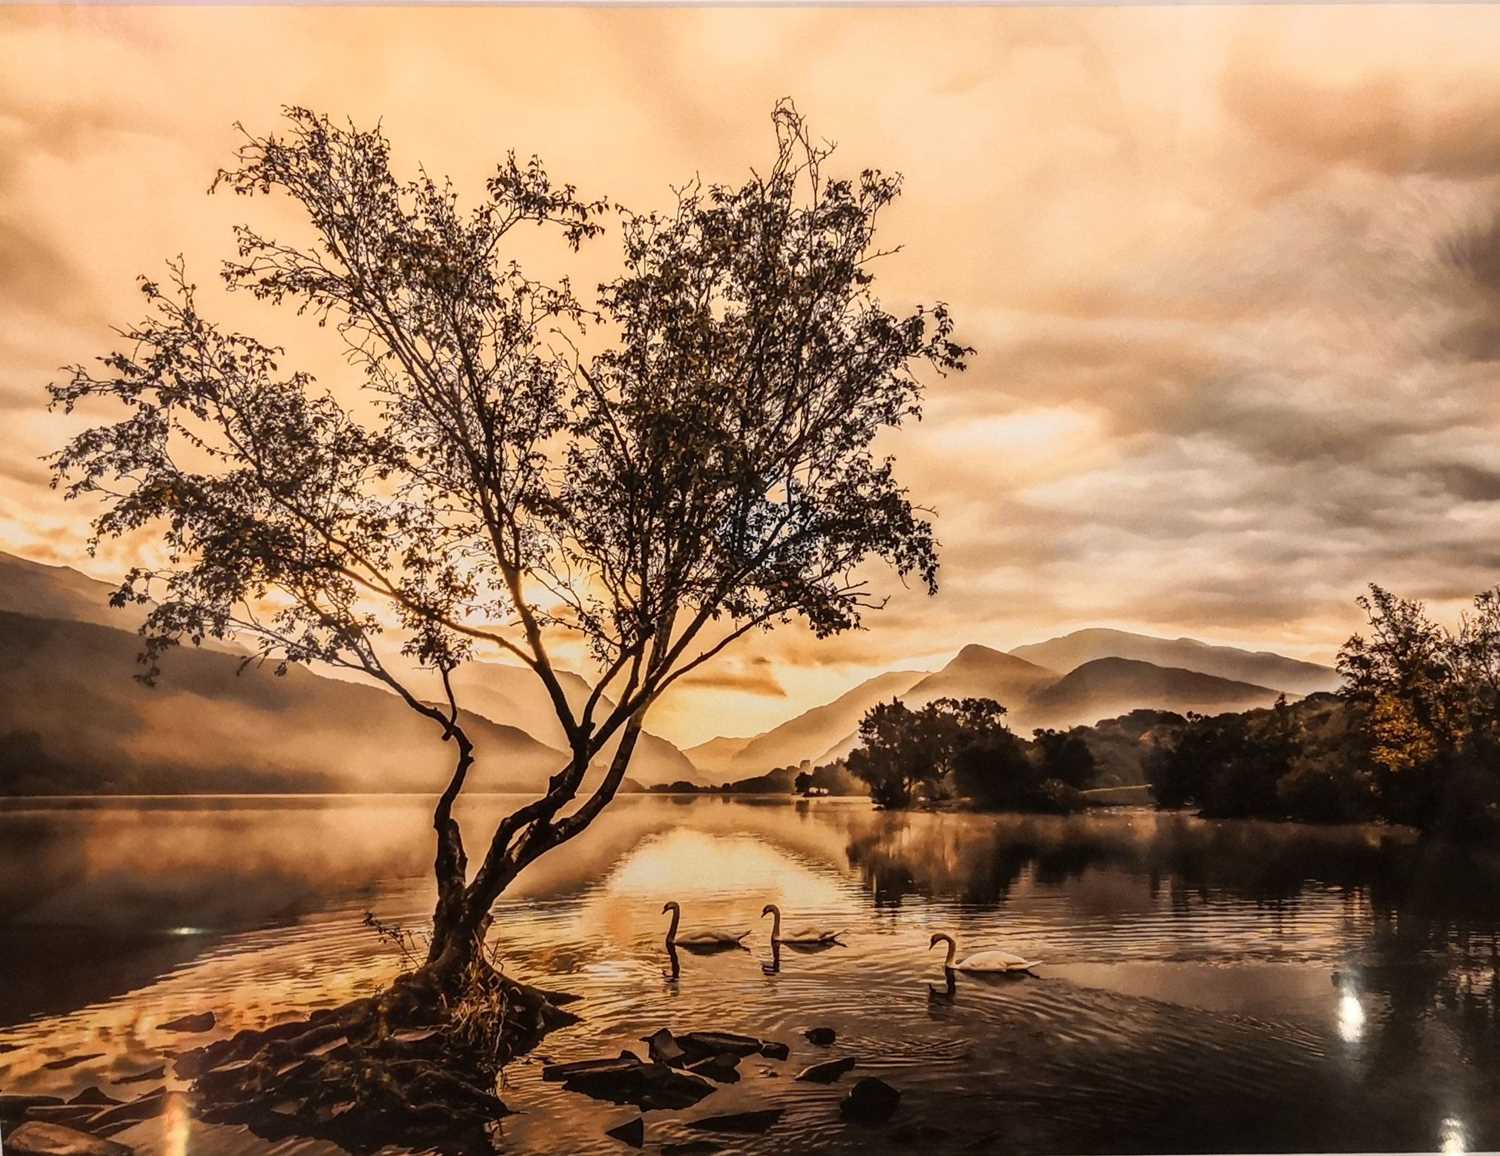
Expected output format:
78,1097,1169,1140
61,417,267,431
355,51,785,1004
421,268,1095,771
175,962,580,1153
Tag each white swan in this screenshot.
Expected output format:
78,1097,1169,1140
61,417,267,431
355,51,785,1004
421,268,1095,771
761,903,843,945
929,932,1039,974
662,901,750,951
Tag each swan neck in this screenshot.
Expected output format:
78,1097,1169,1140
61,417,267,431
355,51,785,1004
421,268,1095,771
770,908,781,940
944,938,956,968
666,905,680,944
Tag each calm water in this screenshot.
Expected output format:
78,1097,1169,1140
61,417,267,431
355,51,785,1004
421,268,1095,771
2,796,1499,1155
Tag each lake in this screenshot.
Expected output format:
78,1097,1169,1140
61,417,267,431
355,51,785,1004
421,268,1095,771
2,795,1498,1154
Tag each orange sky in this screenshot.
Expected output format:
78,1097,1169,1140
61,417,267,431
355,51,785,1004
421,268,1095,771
5,5,1500,745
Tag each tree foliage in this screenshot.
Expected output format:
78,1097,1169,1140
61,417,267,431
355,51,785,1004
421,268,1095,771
48,102,968,971
846,696,1093,811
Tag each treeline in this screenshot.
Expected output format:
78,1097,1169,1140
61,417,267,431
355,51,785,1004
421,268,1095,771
1148,585,1500,838
846,696,1096,811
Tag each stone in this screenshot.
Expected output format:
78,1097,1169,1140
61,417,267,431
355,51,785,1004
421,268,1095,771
805,1026,837,1046
676,1030,765,1058
604,1115,646,1147
114,1066,164,1085
1,1095,63,1124
42,1054,105,1071
66,1088,122,1107
4,1121,133,1156
21,1106,103,1128
758,1040,790,1060
840,1076,901,1123
88,1089,172,1130
795,1055,857,1083
685,1051,741,1084
687,1107,785,1134
548,1050,716,1111
158,1012,215,1033
644,1028,688,1067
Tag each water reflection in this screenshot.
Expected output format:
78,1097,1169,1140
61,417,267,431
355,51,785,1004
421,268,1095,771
2,797,1499,1154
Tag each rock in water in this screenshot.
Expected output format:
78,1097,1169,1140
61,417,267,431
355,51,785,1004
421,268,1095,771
604,1115,646,1147
687,1108,785,1134
1,1095,63,1124
644,1028,688,1067
686,1051,741,1084
794,1055,857,1083
4,1121,134,1156
676,1031,765,1058
88,1089,173,1130
159,1012,215,1033
758,1040,790,1060
42,1054,104,1071
805,1026,836,1046
840,1077,901,1123
66,1088,122,1107
114,1066,164,1084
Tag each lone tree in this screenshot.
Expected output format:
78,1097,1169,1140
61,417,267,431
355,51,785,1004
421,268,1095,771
50,103,968,989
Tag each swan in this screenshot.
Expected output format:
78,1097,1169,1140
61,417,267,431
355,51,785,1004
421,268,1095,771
761,903,844,946
662,901,750,951
929,932,1039,974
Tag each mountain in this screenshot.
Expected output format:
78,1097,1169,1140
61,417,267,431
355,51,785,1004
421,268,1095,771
901,644,1057,709
0,550,705,789
0,551,146,631
1010,628,1339,697
442,662,711,788
722,669,930,775
814,645,1056,764
0,609,567,796
683,735,756,777
1026,657,1283,729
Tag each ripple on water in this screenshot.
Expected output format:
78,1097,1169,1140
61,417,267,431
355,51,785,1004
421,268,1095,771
2,797,1498,1155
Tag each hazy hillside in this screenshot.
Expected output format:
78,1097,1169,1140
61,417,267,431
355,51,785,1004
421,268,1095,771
816,645,1057,763
0,551,147,631
0,550,703,788
903,644,1057,709
443,662,709,787
1026,657,1283,729
0,610,567,796
724,669,929,775
1011,628,1339,697
683,735,756,777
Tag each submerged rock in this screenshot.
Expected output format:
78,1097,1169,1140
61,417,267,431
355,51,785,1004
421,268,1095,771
548,1050,716,1111
685,1051,741,1084
805,1026,836,1046
21,1105,105,1128
687,1107,785,1134
42,1054,105,1071
159,1012,215,1033
676,1031,765,1057
2,1095,63,1124
88,1089,173,1130
604,1115,646,1147
113,1066,164,1084
66,1088,122,1107
4,1121,133,1156
795,1056,857,1083
840,1076,901,1123
644,1028,688,1067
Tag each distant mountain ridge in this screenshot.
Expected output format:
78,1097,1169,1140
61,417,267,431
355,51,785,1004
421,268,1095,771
1025,656,1282,727
1010,628,1339,697
0,548,705,785
0,609,568,796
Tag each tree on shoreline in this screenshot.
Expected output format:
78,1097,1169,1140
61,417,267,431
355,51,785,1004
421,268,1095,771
49,103,968,989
